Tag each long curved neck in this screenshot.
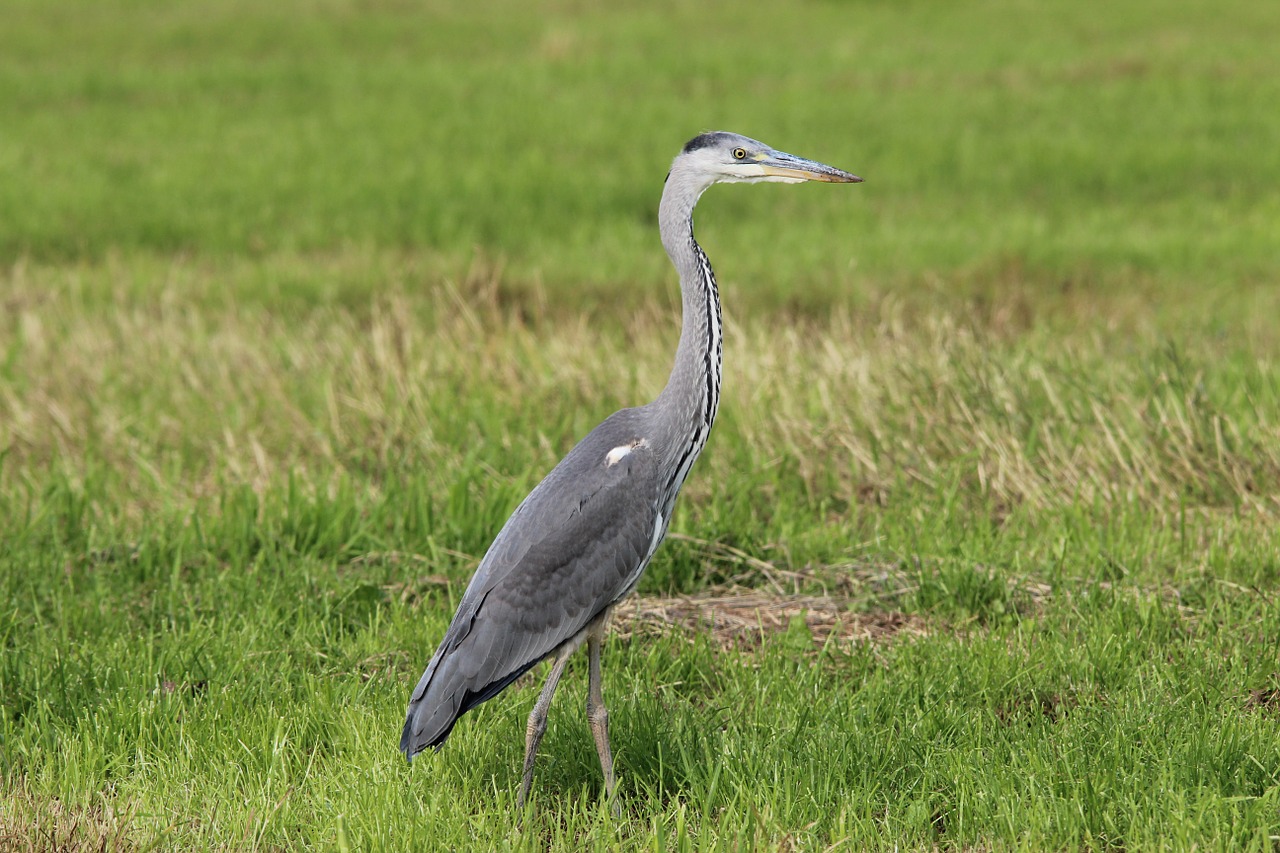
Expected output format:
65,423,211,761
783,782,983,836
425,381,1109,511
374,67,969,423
652,166,723,494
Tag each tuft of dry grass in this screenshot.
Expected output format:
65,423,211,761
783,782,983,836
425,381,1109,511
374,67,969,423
0,786,135,853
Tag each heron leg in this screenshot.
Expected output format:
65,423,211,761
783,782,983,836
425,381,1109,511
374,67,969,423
586,615,619,815
518,642,575,810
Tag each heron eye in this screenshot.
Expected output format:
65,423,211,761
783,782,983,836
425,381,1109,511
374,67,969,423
732,148,747,160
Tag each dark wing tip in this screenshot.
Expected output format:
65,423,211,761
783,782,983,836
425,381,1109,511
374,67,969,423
400,660,538,760
399,722,417,759
400,714,454,760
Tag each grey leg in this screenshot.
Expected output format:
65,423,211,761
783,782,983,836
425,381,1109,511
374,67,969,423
518,643,575,810
586,617,619,814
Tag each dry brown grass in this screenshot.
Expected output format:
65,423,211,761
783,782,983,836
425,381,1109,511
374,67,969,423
0,787,135,853
2,251,1278,528
732,309,1280,515
614,589,929,654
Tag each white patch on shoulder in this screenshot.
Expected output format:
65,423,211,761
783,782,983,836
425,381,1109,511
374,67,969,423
605,437,649,467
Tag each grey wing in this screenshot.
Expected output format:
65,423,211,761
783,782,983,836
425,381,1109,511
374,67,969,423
400,426,662,757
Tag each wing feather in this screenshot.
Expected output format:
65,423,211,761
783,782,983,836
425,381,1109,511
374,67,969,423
401,412,662,756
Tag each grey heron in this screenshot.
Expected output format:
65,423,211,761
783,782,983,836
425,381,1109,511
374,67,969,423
400,131,861,810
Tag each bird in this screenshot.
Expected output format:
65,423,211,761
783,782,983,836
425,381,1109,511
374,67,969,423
400,131,861,811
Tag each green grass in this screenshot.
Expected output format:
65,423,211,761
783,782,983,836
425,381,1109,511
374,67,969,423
3,0,1280,849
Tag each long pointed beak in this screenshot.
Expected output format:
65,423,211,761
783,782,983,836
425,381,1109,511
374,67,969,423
758,151,863,183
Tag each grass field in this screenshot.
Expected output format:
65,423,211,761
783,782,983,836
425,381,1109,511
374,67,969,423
3,0,1280,849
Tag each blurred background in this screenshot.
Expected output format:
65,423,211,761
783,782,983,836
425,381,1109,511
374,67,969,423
4,0,1278,295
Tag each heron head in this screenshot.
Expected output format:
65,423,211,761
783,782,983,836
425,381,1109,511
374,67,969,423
677,131,862,186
